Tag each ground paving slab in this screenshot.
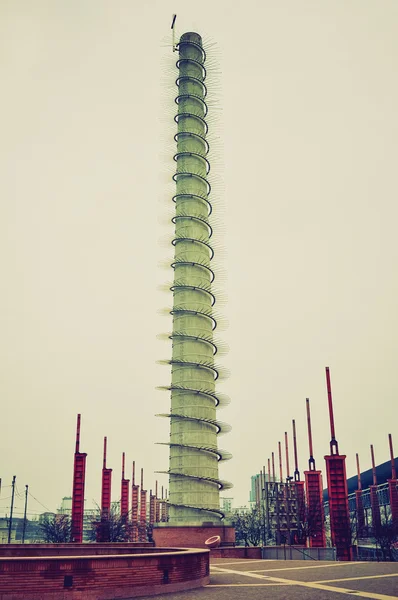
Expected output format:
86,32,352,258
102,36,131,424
129,557,398,600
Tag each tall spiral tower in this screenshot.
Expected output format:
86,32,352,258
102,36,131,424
158,31,232,525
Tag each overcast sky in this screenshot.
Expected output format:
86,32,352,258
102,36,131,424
1,1,397,518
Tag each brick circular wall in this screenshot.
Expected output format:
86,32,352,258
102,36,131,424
0,545,209,599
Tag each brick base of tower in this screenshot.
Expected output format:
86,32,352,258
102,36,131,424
152,524,235,548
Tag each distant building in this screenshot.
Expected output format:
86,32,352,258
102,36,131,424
220,497,233,514
233,506,250,515
249,473,274,504
57,496,101,541
0,517,41,543
58,496,72,514
0,518,15,543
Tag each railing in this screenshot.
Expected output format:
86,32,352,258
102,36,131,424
262,545,336,561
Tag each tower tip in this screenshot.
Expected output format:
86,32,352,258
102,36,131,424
75,414,81,453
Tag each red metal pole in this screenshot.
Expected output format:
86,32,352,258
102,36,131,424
271,452,275,481
267,458,271,482
292,419,300,481
325,367,338,454
388,434,396,480
101,437,112,519
371,444,377,486
356,453,362,490
75,414,80,453
139,468,147,542
99,436,113,542
161,484,167,522
71,414,87,543
131,461,139,542
306,398,315,470
155,480,160,523
291,419,304,541
369,444,381,534
355,453,365,538
285,432,290,480
304,400,326,548
388,434,398,528
164,488,169,521
121,452,130,531
278,441,283,483
149,489,155,525
324,368,351,560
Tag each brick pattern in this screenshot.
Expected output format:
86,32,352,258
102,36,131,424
325,454,352,561
152,526,235,549
131,484,139,542
0,543,154,557
304,469,326,547
0,549,209,599
71,453,87,543
139,490,147,542
121,479,130,522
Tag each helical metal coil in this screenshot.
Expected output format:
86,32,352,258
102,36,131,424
158,32,232,522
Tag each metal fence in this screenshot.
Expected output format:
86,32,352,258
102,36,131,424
262,545,336,561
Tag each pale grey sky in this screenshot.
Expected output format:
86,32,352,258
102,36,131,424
1,1,397,518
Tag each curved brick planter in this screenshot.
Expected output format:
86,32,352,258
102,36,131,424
0,545,209,599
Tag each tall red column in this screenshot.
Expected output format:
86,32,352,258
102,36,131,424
304,399,326,548
160,486,168,522
101,437,112,519
155,481,161,523
165,489,169,521
149,490,156,525
121,452,130,527
355,453,365,539
278,441,283,483
370,444,381,534
292,419,306,544
98,436,113,542
387,434,398,529
324,368,352,561
131,462,139,542
139,468,147,542
71,414,87,543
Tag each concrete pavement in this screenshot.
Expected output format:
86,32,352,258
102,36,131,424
140,557,398,600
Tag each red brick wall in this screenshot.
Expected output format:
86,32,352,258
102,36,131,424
0,549,209,599
0,543,154,557
153,526,235,548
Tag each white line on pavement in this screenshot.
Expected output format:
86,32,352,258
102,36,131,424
211,565,398,600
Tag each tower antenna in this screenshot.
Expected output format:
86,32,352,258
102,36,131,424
171,14,177,51
306,398,315,470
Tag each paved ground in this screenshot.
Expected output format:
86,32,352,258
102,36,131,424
144,558,398,600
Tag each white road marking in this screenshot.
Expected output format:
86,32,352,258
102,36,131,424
246,562,367,573
208,583,291,587
211,565,398,600
211,559,276,566
314,574,398,584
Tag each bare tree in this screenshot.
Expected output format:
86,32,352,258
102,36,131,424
232,509,263,547
39,514,71,543
89,504,133,542
296,501,325,547
374,518,398,562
